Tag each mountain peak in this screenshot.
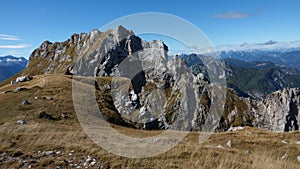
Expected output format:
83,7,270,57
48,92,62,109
0,55,27,62
40,40,53,50
261,40,277,45
115,25,133,33
23,25,168,76
111,25,134,42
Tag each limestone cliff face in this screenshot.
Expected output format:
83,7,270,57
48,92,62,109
215,88,300,132
25,26,168,78
257,88,300,131
23,26,300,132
27,30,99,75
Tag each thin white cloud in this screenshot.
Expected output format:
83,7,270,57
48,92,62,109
0,34,21,41
211,12,254,19
0,44,30,49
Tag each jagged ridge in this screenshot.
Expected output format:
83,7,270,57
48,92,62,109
8,26,300,132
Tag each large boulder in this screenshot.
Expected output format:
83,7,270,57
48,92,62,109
16,75,31,83
39,111,56,120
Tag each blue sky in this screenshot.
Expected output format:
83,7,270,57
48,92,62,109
0,0,299,58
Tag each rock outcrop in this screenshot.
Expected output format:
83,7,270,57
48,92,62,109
16,75,31,83
22,25,300,132
216,87,300,132
257,88,300,131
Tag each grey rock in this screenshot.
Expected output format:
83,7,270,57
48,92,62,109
1,152,6,158
86,156,92,162
90,161,96,166
245,150,251,155
216,145,224,149
227,126,245,132
15,87,26,92
45,96,53,100
45,151,55,156
16,120,26,125
226,140,232,148
22,100,30,105
281,153,288,159
56,166,63,169
39,111,56,120
16,75,31,83
1,91,9,94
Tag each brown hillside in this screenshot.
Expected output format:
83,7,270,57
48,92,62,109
0,75,299,168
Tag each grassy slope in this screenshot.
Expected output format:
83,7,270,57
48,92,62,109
0,75,299,168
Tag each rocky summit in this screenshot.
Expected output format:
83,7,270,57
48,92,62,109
6,25,300,133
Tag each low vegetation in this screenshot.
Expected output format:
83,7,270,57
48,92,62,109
0,75,299,168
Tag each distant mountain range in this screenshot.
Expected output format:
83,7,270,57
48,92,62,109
219,50,300,70
178,41,300,99
216,40,300,52
0,55,28,82
180,53,300,99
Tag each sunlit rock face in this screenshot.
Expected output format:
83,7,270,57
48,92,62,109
258,88,300,131
25,26,300,132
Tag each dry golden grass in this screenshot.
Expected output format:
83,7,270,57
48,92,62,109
1,121,299,168
0,75,299,168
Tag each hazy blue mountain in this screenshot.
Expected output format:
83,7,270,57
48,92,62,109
219,50,300,70
216,40,300,53
0,55,28,82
